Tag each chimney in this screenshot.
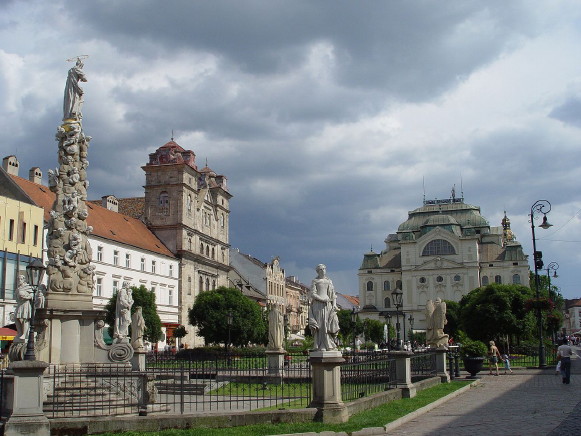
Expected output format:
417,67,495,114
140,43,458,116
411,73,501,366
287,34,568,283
102,195,119,212
29,167,42,184
2,155,19,177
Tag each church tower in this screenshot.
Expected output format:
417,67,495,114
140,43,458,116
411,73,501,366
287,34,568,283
142,140,231,346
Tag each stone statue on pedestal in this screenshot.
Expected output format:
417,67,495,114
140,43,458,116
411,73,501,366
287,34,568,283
267,302,284,351
63,57,87,121
14,275,33,343
308,264,340,351
425,298,449,349
131,306,145,351
114,282,133,342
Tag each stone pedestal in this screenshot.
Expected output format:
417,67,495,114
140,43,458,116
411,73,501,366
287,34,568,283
435,349,450,382
131,350,146,371
266,349,285,376
392,351,416,398
35,308,108,364
4,360,50,436
309,350,347,423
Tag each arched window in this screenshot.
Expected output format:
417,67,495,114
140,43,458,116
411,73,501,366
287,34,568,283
384,297,391,308
187,194,192,212
212,280,216,290
188,276,192,295
366,281,374,292
199,276,203,292
205,278,210,291
512,274,521,284
454,275,461,282
422,239,456,256
205,246,210,256
396,280,402,290
495,275,502,284
383,280,390,291
158,191,170,215
482,276,489,286
212,247,215,259
199,243,204,254
188,237,192,251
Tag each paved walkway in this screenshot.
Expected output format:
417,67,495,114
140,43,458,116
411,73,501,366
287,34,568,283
386,346,581,436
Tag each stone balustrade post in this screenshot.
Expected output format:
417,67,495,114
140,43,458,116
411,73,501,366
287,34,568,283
309,350,348,423
392,350,416,398
4,360,50,436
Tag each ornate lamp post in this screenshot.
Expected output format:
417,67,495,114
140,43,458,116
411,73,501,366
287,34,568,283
530,200,552,368
385,312,392,350
351,307,358,352
24,259,46,361
391,288,403,349
408,314,415,350
546,261,559,343
226,310,233,353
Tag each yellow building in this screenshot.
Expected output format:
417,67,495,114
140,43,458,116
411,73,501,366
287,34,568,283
0,158,45,327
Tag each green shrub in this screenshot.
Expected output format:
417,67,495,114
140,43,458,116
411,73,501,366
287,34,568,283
460,339,487,358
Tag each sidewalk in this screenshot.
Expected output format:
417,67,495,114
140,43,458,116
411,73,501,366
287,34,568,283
385,346,581,436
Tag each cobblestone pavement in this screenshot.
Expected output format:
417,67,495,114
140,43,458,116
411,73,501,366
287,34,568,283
388,347,581,436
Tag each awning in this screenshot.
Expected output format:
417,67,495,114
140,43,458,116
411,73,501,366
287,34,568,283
0,327,17,341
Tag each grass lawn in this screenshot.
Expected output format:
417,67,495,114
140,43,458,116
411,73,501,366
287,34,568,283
98,380,472,436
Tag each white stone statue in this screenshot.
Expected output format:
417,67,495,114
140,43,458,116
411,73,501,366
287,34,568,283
131,306,145,351
114,281,134,341
267,302,284,351
308,264,340,351
425,298,449,349
14,275,34,342
63,57,87,121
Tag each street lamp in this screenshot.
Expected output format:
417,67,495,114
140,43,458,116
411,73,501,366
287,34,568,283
391,288,403,349
351,307,358,353
530,200,552,368
226,310,233,353
24,259,46,361
385,312,392,350
408,314,415,350
546,261,559,343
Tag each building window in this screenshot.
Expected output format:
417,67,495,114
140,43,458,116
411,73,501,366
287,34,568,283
384,297,391,308
366,281,374,292
8,219,14,241
419,277,426,284
152,261,156,273
169,265,173,277
495,275,502,284
212,279,216,290
205,246,209,257
205,278,210,291
169,288,174,305
396,280,402,290
187,194,192,212
383,280,390,291
151,286,156,295
113,250,119,266
33,225,39,246
188,237,192,251
20,222,26,243
199,243,204,254
188,276,192,295
512,274,521,284
212,247,215,259
454,275,461,282
422,239,456,256
97,246,103,261
96,278,102,297
199,276,203,292
220,214,225,228
113,280,119,294
125,253,131,268
141,258,145,271
482,276,489,286
436,276,444,283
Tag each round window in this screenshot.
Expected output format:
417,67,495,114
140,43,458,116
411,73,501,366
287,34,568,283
454,275,461,282
436,276,444,283
419,277,426,284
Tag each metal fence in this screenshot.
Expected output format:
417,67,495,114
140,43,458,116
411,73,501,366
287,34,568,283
340,351,397,402
143,351,312,414
410,350,437,377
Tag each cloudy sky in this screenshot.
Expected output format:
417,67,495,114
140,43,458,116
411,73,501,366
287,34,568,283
2,1,581,299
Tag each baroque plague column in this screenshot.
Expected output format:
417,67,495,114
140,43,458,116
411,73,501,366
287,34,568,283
32,57,125,364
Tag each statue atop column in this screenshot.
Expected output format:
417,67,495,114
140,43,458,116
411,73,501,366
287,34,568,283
46,56,94,308
13,275,33,343
308,264,340,352
267,302,284,351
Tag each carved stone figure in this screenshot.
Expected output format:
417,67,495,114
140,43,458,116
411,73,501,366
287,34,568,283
267,303,284,351
425,298,449,349
63,57,87,121
14,275,33,342
308,264,340,351
114,282,134,341
131,306,146,351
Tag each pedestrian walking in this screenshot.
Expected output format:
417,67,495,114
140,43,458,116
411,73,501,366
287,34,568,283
501,353,513,374
488,340,502,376
557,338,573,384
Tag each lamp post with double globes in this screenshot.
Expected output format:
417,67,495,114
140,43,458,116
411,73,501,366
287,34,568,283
530,200,553,368
391,288,403,349
24,259,46,361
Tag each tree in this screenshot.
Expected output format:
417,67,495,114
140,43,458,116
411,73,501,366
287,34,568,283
459,284,536,343
188,287,266,347
362,318,385,344
105,285,163,343
337,309,364,346
443,300,461,340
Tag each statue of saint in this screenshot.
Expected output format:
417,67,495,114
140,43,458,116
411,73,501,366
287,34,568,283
114,281,133,341
425,298,449,349
131,306,146,351
308,264,340,351
63,57,87,121
14,275,34,343
267,302,284,350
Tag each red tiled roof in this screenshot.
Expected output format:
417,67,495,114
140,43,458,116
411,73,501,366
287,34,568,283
9,175,175,258
341,294,360,306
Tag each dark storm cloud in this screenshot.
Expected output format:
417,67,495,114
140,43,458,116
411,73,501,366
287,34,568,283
549,97,581,128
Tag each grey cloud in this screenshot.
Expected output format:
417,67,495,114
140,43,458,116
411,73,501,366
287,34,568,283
549,97,581,128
